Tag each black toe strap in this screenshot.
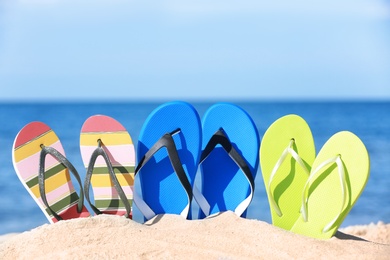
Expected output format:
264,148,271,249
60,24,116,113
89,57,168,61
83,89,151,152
39,145,84,221
135,129,193,205
200,128,255,192
84,140,132,218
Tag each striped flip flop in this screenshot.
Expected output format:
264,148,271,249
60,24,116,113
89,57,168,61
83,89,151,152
80,115,135,218
12,122,90,223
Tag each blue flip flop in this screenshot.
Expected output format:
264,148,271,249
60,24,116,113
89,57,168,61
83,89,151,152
134,101,202,221
194,103,260,218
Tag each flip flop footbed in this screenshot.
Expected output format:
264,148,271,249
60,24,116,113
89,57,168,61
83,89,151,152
80,115,135,216
260,115,315,230
13,122,90,223
136,101,201,219
290,131,370,239
198,103,259,218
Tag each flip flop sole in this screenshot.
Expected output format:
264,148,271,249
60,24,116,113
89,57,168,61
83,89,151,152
136,101,201,218
13,122,90,223
260,114,315,230
199,103,259,218
290,131,370,239
80,115,135,216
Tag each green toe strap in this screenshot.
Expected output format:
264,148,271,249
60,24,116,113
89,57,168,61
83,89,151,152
268,139,310,217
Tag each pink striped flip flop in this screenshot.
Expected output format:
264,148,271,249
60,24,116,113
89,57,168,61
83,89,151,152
80,115,135,218
12,122,90,223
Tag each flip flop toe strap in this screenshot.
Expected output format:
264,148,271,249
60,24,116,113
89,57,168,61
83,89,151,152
39,145,84,221
84,140,132,218
268,139,310,217
134,129,193,220
301,155,347,233
194,128,255,217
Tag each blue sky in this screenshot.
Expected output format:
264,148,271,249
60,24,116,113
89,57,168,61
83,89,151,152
0,0,389,101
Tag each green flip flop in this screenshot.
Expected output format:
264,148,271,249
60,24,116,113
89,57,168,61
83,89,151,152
290,131,370,239
260,114,316,230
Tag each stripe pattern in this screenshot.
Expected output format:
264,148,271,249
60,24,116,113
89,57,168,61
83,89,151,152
13,122,90,223
80,115,135,217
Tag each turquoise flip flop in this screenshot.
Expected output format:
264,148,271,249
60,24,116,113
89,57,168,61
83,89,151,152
194,103,260,218
134,101,201,221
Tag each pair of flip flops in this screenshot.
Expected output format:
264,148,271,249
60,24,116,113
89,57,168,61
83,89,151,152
260,115,370,239
134,101,260,220
13,115,134,223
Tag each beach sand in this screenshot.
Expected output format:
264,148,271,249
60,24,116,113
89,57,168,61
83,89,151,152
0,212,389,259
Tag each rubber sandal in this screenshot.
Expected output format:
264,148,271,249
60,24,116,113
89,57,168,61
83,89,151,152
290,131,370,239
260,114,315,230
12,122,90,223
80,115,135,218
193,103,260,219
134,101,201,221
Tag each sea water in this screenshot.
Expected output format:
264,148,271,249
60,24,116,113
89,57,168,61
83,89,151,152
0,101,389,234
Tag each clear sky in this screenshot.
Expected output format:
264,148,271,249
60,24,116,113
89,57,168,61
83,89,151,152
1,0,389,101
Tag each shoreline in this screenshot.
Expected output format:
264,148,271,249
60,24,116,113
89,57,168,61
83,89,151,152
1,212,389,259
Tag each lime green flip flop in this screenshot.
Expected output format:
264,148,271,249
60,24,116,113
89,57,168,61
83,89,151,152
290,131,370,239
260,114,316,230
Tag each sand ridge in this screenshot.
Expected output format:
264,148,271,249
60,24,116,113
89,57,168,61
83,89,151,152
1,212,389,259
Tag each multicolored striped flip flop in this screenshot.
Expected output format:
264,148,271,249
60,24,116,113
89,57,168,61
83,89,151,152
80,115,135,218
12,122,90,223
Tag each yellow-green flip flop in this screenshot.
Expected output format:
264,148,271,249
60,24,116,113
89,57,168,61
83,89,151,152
290,131,370,239
260,115,316,230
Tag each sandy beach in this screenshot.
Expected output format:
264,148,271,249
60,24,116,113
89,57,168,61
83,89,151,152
0,212,389,259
